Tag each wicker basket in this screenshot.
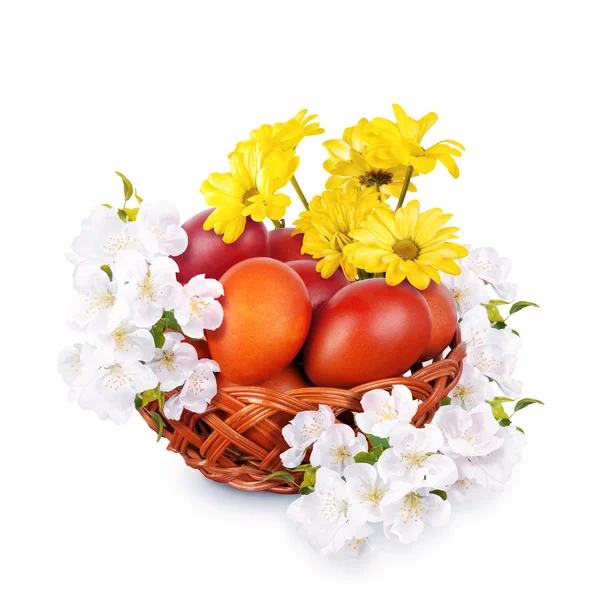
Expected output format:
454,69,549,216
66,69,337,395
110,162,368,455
139,327,466,494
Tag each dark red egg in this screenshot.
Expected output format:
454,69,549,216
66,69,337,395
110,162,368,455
303,279,432,389
268,228,312,262
174,209,269,284
417,282,458,361
286,260,350,317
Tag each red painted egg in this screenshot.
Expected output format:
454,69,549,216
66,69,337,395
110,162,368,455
286,260,350,317
303,279,432,388
418,282,458,361
206,258,312,385
268,228,312,262
174,209,269,284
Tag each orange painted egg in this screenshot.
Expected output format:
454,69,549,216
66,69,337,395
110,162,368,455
268,228,312,262
303,279,432,388
417,282,458,361
206,258,312,385
286,260,350,317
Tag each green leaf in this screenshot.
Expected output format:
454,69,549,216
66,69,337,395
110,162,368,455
509,301,539,316
440,397,452,406
263,471,297,485
292,464,314,473
365,434,390,450
140,384,163,407
430,489,448,501
499,418,511,427
134,394,143,409
354,445,385,465
489,299,510,306
491,321,507,330
514,398,545,413
101,203,113,209
150,320,166,348
516,426,525,434
117,209,128,223
482,302,505,323
162,310,182,331
158,390,165,411
512,329,520,337
115,171,134,202
493,396,515,403
100,265,113,281
300,466,317,493
149,411,164,442
299,485,315,495
135,190,143,204
123,207,139,221
487,400,509,420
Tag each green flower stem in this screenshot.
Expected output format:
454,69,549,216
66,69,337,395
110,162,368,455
395,166,414,210
356,269,369,281
271,218,283,229
291,175,309,210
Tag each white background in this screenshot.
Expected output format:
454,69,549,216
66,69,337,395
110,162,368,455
1,1,597,592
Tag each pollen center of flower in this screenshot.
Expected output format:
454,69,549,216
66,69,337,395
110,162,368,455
329,445,352,464
159,350,177,372
112,325,128,349
190,297,209,318
362,485,387,505
138,273,157,303
393,239,419,260
359,169,394,188
376,401,398,422
243,188,259,204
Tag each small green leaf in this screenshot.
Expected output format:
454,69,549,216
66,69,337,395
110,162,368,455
149,411,164,441
365,434,390,450
162,310,182,332
516,426,525,434
158,390,165,411
117,208,128,222
499,418,511,427
487,400,509,420
509,301,539,316
123,207,139,221
264,471,297,485
100,265,113,281
101,203,113,209
135,190,143,204
440,397,452,406
514,398,544,413
489,299,510,306
134,394,143,409
491,321,507,330
140,384,163,407
300,466,317,492
512,329,520,337
299,485,315,495
292,464,314,473
354,445,385,465
493,397,515,403
430,489,448,501
482,302,505,323
150,320,166,348
115,171,134,202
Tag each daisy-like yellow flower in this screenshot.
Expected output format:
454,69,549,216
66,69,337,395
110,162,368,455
323,119,417,200
369,104,465,178
345,199,468,289
201,142,297,243
294,187,387,281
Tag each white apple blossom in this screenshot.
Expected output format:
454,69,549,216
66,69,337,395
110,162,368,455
382,485,451,544
464,247,518,301
460,305,490,350
112,250,181,328
377,424,458,489
70,205,138,266
287,467,371,556
174,274,224,339
310,424,368,474
281,405,336,468
344,462,390,522
136,201,188,262
93,323,155,364
355,385,418,438
433,404,503,457
79,360,158,424
57,342,97,403
448,362,494,410
163,358,220,420
148,332,198,391
67,262,121,333
441,268,490,316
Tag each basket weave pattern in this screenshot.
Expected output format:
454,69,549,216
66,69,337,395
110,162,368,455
139,328,466,494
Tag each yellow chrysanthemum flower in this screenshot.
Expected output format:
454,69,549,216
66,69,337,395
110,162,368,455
368,104,465,178
201,143,297,243
323,119,417,200
345,199,468,289
294,187,388,281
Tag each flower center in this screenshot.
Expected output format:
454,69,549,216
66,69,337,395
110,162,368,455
362,483,387,504
159,350,177,372
190,297,209,318
112,325,129,349
401,492,426,524
138,273,157,303
453,384,474,403
359,169,394,187
329,445,352,464
394,239,419,260
243,188,259,205
376,401,398,422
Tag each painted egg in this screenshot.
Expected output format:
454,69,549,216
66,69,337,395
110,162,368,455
268,228,312,262
417,282,458,361
174,209,268,284
206,258,312,385
303,279,432,388
286,260,350,317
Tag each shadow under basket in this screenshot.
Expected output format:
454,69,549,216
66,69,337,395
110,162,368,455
139,327,467,494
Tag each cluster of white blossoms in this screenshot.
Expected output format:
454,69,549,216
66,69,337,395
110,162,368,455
57,200,224,424
284,385,526,557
